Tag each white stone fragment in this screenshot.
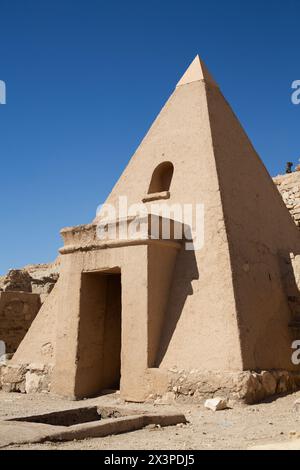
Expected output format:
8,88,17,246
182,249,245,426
204,397,228,411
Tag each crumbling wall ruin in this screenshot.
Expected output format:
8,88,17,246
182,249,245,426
0,261,59,357
274,171,300,227
0,261,60,302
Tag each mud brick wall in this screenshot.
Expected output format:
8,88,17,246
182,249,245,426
0,292,41,353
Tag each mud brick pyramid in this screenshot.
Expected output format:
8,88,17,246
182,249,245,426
9,56,300,402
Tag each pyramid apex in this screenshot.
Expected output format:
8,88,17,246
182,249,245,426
176,55,218,88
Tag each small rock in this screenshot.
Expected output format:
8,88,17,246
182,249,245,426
204,397,228,412
25,371,43,394
261,371,277,396
277,375,288,393
2,364,26,383
145,424,156,430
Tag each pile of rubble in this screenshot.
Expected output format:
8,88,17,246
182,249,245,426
0,261,59,303
0,261,60,359
0,362,52,394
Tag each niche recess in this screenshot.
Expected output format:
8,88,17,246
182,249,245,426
142,162,174,203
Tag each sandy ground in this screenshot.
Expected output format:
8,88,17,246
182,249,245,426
0,390,299,450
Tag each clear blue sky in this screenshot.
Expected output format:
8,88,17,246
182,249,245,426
0,0,299,274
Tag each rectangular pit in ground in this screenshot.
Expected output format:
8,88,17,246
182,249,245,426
2,406,186,445
7,406,130,427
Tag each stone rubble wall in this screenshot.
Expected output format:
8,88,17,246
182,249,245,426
151,369,300,405
0,260,60,303
146,367,300,405
273,171,300,227
1,362,299,403
0,362,52,394
272,172,300,326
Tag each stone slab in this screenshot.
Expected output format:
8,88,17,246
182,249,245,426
0,411,186,447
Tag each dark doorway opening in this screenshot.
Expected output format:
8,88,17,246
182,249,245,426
75,270,122,398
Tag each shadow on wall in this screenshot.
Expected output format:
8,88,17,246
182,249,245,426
155,246,199,366
155,245,300,369
239,248,300,371
279,250,300,328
